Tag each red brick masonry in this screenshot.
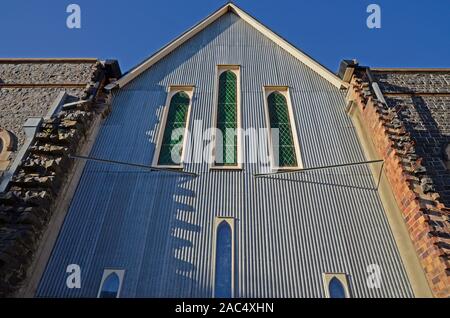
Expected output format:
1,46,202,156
348,70,450,297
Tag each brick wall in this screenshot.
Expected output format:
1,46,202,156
349,70,450,297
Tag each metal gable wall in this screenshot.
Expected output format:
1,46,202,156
37,12,413,297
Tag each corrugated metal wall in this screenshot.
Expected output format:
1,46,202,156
37,12,413,297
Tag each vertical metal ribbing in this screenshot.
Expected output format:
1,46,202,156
37,12,413,298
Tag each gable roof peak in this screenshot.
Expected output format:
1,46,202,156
112,3,347,90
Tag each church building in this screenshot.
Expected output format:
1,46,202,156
0,3,448,298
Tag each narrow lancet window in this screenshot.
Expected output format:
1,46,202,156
99,272,121,298
328,277,346,298
323,273,350,298
157,90,191,166
267,91,298,167
215,71,238,166
214,220,233,297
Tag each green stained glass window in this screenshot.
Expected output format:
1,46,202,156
158,91,190,166
267,91,297,167
216,70,238,166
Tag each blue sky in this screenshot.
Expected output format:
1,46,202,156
0,0,449,73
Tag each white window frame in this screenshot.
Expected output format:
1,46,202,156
97,269,125,298
152,85,195,169
211,216,235,298
262,86,303,171
210,65,243,170
322,272,351,298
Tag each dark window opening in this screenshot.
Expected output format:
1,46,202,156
99,272,121,298
328,277,346,298
214,221,233,297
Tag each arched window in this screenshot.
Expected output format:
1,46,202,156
328,277,346,298
267,91,298,167
215,70,238,166
214,220,233,298
157,91,191,166
99,272,121,298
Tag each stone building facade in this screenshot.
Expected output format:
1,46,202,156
0,59,108,170
0,59,120,296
